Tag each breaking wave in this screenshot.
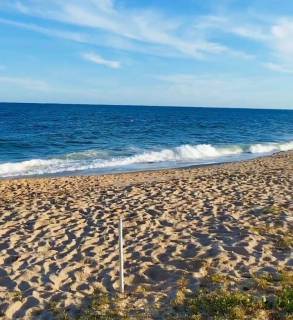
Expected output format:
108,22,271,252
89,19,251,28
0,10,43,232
0,141,292,178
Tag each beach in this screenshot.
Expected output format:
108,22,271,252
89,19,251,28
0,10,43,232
0,151,292,319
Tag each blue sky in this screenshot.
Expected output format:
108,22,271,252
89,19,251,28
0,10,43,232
0,0,293,109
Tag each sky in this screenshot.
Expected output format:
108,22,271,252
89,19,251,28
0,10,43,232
0,0,293,109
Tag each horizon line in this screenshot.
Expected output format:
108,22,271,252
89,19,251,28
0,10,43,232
0,101,292,111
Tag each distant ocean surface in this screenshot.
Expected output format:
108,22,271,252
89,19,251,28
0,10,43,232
0,103,292,178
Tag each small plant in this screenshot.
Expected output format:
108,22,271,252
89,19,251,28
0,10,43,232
10,290,24,302
135,285,148,294
230,306,247,319
172,277,189,308
77,289,131,320
280,270,293,288
276,234,293,250
262,205,282,215
177,277,189,290
173,289,186,307
46,301,71,320
249,226,266,235
209,273,228,284
276,287,293,314
186,289,261,319
39,268,293,320
253,272,273,290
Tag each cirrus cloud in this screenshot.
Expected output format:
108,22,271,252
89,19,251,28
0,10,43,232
82,52,121,69
0,0,253,60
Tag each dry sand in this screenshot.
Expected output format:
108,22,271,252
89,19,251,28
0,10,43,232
0,152,292,319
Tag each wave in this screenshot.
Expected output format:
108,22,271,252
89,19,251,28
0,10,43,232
249,141,293,153
0,141,292,177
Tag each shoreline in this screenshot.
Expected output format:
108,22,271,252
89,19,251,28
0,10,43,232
0,151,292,319
0,150,287,182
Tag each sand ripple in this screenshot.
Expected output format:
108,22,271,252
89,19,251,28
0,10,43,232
0,152,292,319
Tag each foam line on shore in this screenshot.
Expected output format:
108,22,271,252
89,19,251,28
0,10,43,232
0,141,292,177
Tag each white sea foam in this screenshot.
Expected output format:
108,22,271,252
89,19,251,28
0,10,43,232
0,141,292,177
249,141,293,153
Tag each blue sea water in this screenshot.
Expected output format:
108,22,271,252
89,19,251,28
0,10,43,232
0,103,292,178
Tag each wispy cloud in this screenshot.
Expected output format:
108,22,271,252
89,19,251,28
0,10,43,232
0,75,50,91
82,52,121,68
2,0,253,60
263,62,293,74
154,72,293,108
1,1,293,89
261,18,293,73
271,19,293,59
191,13,293,73
192,14,269,42
2,1,293,65
0,17,89,43
8,1,293,68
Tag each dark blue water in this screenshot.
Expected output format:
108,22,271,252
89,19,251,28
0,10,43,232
0,103,292,178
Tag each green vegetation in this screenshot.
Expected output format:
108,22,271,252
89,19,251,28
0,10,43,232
171,270,293,320
209,274,228,285
182,289,264,319
47,301,71,320
77,289,131,320
253,272,274,290
277,235,293,251
248,204,292,252
262,205,282,215
10,290,24,302
36,270,292,320
281,270,293,287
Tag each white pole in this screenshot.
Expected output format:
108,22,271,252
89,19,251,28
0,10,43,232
119,216,124,294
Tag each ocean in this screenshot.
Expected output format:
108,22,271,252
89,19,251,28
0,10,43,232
0,103,292,178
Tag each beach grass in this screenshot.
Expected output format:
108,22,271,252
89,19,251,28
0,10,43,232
36,270,293,320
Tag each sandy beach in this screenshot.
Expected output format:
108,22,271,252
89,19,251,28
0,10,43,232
0,152,292,319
